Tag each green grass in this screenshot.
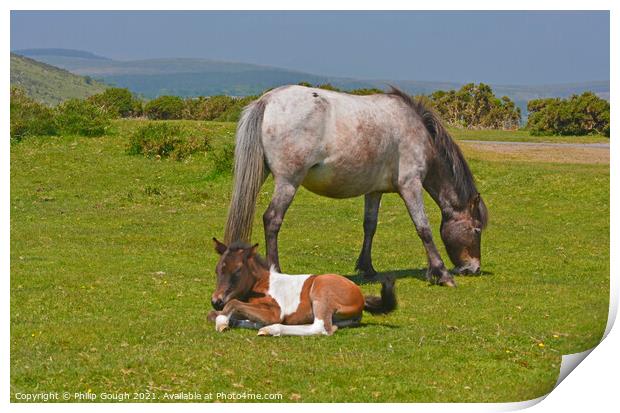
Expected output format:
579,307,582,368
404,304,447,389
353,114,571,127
11,120,609,402
10,53,108,106
449,127,609,144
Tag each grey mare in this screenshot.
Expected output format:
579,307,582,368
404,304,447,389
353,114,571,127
223,85,488,287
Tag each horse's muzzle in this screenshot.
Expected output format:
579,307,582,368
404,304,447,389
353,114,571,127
453,259,481,275
211,298,224,311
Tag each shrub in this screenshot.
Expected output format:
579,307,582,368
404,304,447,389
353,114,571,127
527,93,610,137
10,87,57,141
180,95,255,122
88,88,141,118
144,96,185,120
127,123,182,157
215,96,257,122
316,83,341,92
348,88,384,96
127,123,211,160
426,83,521,130
172,135,212,161
55,99,111,137
182,97,208,120
209,142,235,175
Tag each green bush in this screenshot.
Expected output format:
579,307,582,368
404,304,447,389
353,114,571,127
10,87,57,141
209,142,235,175
172,135,212,161
527,93,610,137
144,96,184,120
55,99,111,137
202,95,237,120
127,123,182,157
180,95,256,122
182,97,208,120
348,88,384,96
88,88,142,118
426,83,521,130
215,96,256,122
127,123,211,160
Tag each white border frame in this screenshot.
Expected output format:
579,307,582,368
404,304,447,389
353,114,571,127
3,2,616,412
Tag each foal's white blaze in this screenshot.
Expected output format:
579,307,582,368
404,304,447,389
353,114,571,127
267,267,311,321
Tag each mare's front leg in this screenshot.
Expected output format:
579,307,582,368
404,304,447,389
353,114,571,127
355,192,382,278
263,178,299,272
399,180,456,287
213,300,281,332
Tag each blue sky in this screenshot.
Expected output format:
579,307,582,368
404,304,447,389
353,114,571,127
10,10,610,85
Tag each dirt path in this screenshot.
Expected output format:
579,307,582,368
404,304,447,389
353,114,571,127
459,140,610,164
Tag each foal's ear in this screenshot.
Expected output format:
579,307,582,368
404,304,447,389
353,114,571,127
245,243,259,258
212,238,227,255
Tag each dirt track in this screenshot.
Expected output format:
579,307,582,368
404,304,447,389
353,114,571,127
459,140,609,164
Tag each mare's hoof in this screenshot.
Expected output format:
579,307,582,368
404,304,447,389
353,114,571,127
358,267,378,280
439,277,457,288
215,324,229,333
427,267,457,287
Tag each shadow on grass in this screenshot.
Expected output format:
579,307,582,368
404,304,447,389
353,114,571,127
345,268,494,285
345,268,427,285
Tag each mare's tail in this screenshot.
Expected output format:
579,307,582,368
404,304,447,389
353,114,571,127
364,276,397,315
223,99,268,244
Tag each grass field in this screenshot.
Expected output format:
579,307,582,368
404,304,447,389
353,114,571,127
10,120,609,402
448,127,609,144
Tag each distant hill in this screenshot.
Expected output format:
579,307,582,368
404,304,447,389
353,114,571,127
14,48,609,116
13,48,111,60
10,53,108,105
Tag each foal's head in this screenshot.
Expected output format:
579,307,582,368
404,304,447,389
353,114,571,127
440,193,488,275
211,238,263,310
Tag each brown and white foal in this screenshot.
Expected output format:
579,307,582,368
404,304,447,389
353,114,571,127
209,239,396,336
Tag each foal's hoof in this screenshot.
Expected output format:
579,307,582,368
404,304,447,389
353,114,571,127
257,325,281,336
215,315,230,332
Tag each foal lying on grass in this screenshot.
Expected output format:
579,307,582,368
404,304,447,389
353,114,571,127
209,239,397,336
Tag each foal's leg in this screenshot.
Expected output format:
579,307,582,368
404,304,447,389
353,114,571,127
355,192,382,278
263,178,299,272
256,318,331,336
399,180,456,287
213,300,280,332
257,300,337,337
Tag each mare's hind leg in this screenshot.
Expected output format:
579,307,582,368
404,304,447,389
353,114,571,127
263,178,299,272
399,180,456,287
355,192,382,278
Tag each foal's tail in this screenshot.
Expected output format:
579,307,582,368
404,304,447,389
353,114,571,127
364,276,397,315
223,98,268,244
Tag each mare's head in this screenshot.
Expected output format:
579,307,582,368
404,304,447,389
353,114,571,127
211,238,262,310
440,193,488,275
